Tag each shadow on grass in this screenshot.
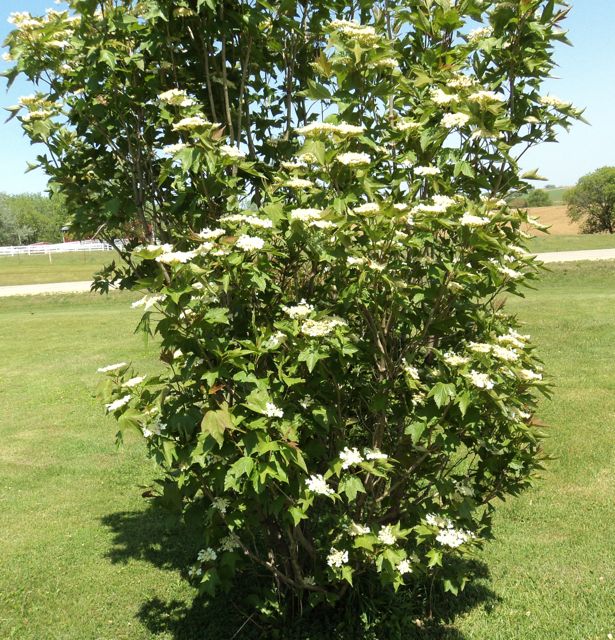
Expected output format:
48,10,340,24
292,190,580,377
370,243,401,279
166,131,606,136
101,505,500,640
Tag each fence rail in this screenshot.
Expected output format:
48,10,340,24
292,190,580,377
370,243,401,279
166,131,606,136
0,241,114,257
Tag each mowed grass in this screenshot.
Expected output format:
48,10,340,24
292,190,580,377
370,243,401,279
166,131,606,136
528,233,615,253
0,251,112,286
1,265,614,639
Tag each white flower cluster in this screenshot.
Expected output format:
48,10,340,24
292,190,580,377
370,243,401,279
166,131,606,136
105,394,131,412
283,178,314,189
198,227,225,240
414,165,441,177
265,331,285,349
540,95,570,109
468,90,506,105
349,522,371,536
460,212,490,227
131,294,165,310
290,208,323,222
265,402,284,418
403,361,420,380
162,143,188,156
371,57,399,69
327,547,349,568
447,74,476,89
339,447,363,469
498,328,529,349
430,88,459,105
336,152,371,166
365,449,388,461
518,369,543,382
301,317,346,337
158,88,195,107
426,514,475,548
306,474,335,496
97,362,127,373
468,370,494,390
222,214,273,229
235,235,265,252
172,116,212,131
397,559,413,575
220,145,246,160
123,375,146,388
441,112,470,129
329,19,379,45
283,299,314,319
377,524,396,545
197,547,217,562
467,26,493,43
353,202,380,215
156,249,196,264
412,195,455,215
295,122,364,137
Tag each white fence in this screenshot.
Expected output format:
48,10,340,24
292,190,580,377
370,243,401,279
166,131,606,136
0,240,114,257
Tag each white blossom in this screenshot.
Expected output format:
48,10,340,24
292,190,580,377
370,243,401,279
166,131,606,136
156,250,196,264
518,369,543,382
172,115,212,130
397,559,413,575
395,120,421,132
123,375,146,388
443,352,470,367
97,362,127,373
327,547,349,567
282,299,314,318
460,212,490,226
491,345,519,362
337,152,371,166
235,235,265,251
353,202,380,214
301,317,346,337
222,214,273,229
197,547,217,562
414,165,441,176
468,370,494,390
447,74,475,89
131,294,165,310
265,402,284,418
540,95,570,109
265,331,285,349
283,177,314,188
377,525,396,546
295,122,364,137
403,362,420,380
468,90,506,105
105,394,132,412
158,88,195,107
365,449,388,461
441,112,470,128
306,474,335,496
467,26,493,43
329,19,379,45
198,227,226,240
220,144,246,160
436,526,473,548
339,447,364,469
430,87,459,106
162,143,188,155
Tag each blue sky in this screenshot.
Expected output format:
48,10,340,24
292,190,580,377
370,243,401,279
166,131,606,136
0,1,613,194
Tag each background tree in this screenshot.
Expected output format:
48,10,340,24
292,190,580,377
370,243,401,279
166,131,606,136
5,0,581,634
565,166,615,233
0,192,66,244
526,188,551,208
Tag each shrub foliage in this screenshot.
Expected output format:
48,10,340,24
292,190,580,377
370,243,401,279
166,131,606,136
5,0,581,628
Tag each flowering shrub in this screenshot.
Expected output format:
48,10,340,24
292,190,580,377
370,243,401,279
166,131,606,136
6,0,581,630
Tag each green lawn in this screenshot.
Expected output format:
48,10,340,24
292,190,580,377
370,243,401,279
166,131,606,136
529,234,615,253
1,265,614,639
0,251,112,286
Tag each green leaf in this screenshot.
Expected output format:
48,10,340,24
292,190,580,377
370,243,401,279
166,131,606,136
225,456,254,490
428,382,456,408
201,404,232,447
405,421,426,444
339,475,365,502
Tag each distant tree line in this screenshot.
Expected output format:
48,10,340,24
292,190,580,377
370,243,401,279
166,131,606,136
566,167,615,234
0,193,67,246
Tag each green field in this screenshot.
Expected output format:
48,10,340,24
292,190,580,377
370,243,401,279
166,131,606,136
0,251,112,286
1,264,614,639
529,233,615,253
542,187,569,205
